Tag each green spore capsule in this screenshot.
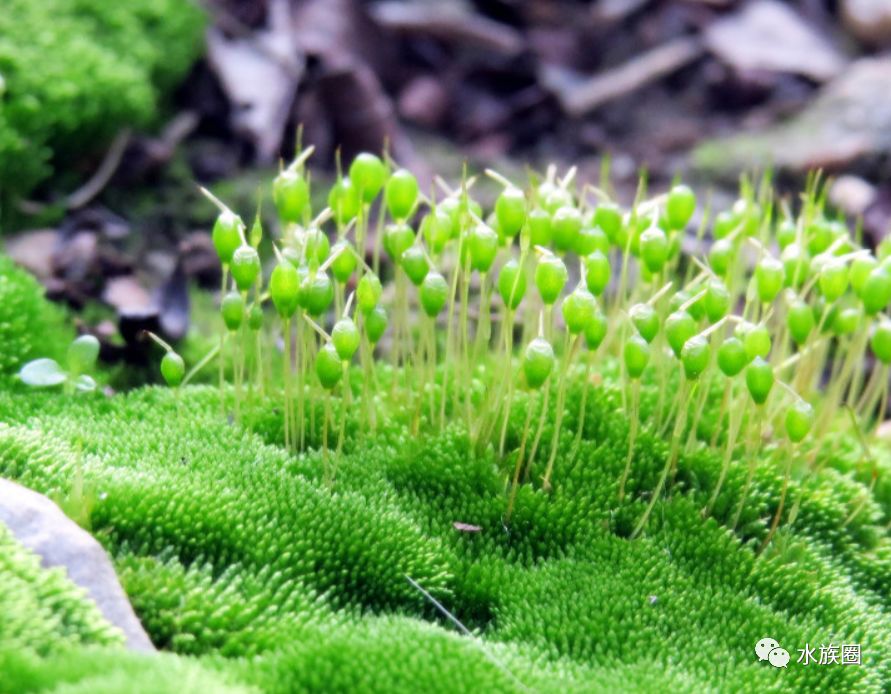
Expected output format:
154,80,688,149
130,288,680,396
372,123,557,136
540,183,572,215
328,178,361,226
717,336,748,377
349,152,387,202
365,306,388,344
594,203,623,246
709,238,734,277
572,226,600,256
806,218,834,256
712,210,736,240
562,287,597,335
421,210,452,255
584,309,608,350
535,255,568,305
383,223,415,261
787,299,815,346
400,246,430,286
785,399,814,443
833,306,861,336
639,225,669,273
304,227,330,265
851,256,878,297
623,334,650,379
630,303,659,343
738,322,771,360
357,274,382,314
161,351,185,388
212,211,243,266
584,251,611,296
703,279,730,323
871,320,891,364
818,259,849,301
270,261,301,319
248,304,264,331
523,337,555,389
745,357,774,405
420,271,449,317
272,169,310,223
861,268,891,315
552,206,582,253
495,187,526,238
498,259,527,310
330,241,358,284
666,184,696,230
781,243,809,289
316,343,343,390
67,335,100,373
776,218,797,249
755,257,784,303
221,291,245,332
681,335,710,380
300,272,334,316
332,318,361,361
528,208,553,247
468,224,498,273
231,245,261,292
385,168,419,221
666,310,696,358
249,213,263,249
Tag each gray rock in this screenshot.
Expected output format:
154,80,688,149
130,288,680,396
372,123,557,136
0,478,155,652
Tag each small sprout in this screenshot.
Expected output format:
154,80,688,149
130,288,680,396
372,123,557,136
400,246,430,286
330,241,358,284
497,259,527,310
639,225,669,274
385,168,419,221
787,299,815,346
316,343,344,389
785,399,814,443
630,303,659,343
754,256,784,304
495,187,526,239
383,222,415,260
584,251,611,297
349,152,387,202
20,335,100,392
551,206,582,253
523,337,555,389
535,254,568,305
665,310,696,358
527,208,553,247
420,271,449,317
745,357,774,405
561,286,597,335
161,352,186,388
623,334,650,379
231,245,261,292
365,306,388,344
717,336,748,377
221,291,245,332
680,335,710,380
666,184,696,230
357,274,383,314
273,169,310,223
332,318,361,361
467,224,498,273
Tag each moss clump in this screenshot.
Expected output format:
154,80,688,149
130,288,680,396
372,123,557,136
0,255,72,381
0,0,204,218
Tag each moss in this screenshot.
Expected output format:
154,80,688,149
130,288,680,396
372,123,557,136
0,0,204,221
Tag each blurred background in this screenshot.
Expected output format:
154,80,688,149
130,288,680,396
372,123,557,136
1,0,889,383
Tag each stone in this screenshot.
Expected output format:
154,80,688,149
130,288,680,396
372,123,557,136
0,478,155,652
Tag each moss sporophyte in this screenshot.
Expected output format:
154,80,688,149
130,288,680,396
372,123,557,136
125,155,887,544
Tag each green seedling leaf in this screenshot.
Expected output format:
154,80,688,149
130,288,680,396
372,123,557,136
19,358,67,387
